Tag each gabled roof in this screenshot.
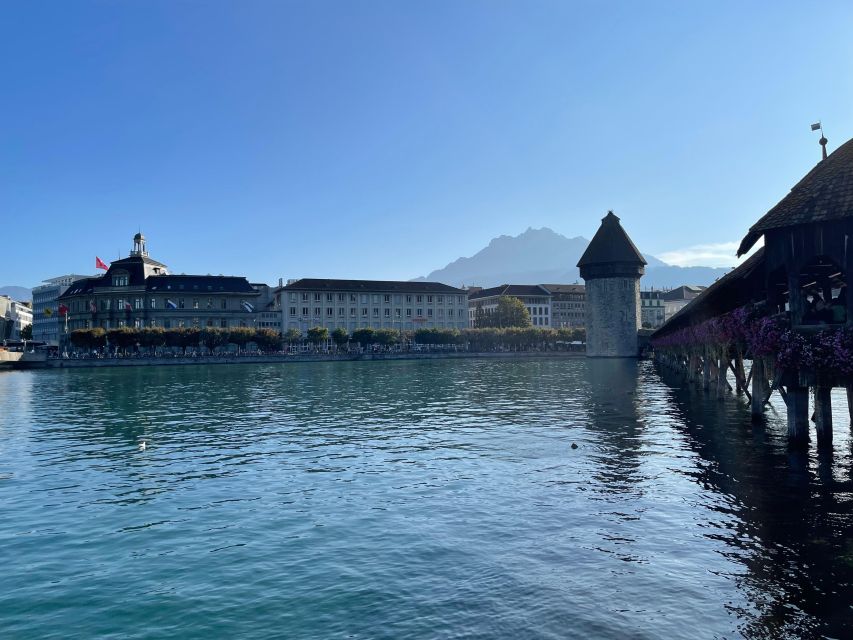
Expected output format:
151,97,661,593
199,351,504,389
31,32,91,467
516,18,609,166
468,284,551,300
661,285,705,301
577,211,646,267
540,284,585,294
146,275,256,294
738,137,853,255
282,278,466,294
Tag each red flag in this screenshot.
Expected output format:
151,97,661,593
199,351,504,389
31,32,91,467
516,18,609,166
96,256,109,270
58,304,69,316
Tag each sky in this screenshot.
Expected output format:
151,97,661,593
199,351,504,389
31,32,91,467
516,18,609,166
2,0,853,288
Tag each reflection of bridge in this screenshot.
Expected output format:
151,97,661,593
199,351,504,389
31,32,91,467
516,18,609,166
652,137,853,447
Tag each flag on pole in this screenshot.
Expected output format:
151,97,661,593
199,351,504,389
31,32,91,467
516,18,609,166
90,300,97,313
166,299,178,310
58,304,69,316
241,300,255,313
811,122,822,131
125,302,132,312
96,256,110,270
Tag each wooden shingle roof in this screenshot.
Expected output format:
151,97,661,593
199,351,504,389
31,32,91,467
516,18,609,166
738,137,853,256
577,211,646,267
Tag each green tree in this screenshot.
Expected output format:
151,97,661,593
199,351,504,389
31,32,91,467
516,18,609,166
139,327,166,354
475,296,531,328
373,328,399,347
201,327,229,354
108,327,137,354
20,324,33,340
351,328,375,346
331,327,349,348
284,328,302,343
228,327,254,353
253,328,280,352
307,326,329,344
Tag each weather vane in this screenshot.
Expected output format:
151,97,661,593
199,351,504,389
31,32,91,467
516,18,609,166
811,121,828,160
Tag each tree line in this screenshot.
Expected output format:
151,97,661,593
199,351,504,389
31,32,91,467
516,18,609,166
68,327,280,354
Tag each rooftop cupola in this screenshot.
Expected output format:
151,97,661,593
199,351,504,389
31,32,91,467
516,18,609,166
131,232,148,257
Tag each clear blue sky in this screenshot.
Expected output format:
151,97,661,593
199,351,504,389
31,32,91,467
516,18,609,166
2,1,852,287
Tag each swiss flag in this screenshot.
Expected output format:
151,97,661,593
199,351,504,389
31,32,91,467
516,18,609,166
96,256,109,271
58,304,69,316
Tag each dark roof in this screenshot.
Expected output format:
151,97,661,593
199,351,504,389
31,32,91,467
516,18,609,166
652,247,765,338
540,284,585,294
60,274,257,299
661,285,705,301
577,211,647,267
738,137,853,255
146,275,256,294
282,278,466,294
468,284,551,300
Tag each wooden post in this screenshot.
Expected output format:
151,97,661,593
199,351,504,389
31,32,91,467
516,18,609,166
734,352,746,394
847,386,853,425
717,350,728,399
751,358,766,418
787,384,810,445
702,352,711,391
814,385,833,447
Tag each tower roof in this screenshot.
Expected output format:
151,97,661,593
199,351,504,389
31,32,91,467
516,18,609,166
738,137,853,255
577,211,646,268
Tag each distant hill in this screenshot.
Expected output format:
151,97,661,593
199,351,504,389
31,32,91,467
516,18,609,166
0,286,32,301
415,227,729,289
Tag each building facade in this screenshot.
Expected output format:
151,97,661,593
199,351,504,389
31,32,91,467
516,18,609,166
281,279,468,333
32,274,91,346
577,211,646,357
0,296,33,342
467,284,553,327
640,290,666,329
58,233,276,336
543,284,586,328
662,285,705,320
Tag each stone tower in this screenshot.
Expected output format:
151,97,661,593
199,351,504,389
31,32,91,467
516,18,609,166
577,211,646,357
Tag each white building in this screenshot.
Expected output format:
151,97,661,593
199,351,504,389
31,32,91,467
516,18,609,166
32,274,91,346
662,285,705,320
280,279,469,333
0,295,33,342
640,290,666,328
468,285,553,327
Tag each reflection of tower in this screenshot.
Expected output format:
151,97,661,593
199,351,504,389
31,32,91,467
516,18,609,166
131,232,148,257
577,211,646,357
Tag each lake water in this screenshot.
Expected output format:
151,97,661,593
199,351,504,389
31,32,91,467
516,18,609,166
1,358,853,639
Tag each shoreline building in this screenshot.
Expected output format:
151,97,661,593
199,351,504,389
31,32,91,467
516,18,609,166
467,285,552,327
578,211,646,357
543,284,586,329
58,233,275,335
281,279,468,333
32,274,92,346
0,296,33,342
640,289,666,329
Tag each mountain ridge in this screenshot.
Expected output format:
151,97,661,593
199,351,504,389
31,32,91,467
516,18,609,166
414,227,729,289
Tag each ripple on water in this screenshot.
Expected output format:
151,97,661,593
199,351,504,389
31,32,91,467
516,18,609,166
1,359,853,638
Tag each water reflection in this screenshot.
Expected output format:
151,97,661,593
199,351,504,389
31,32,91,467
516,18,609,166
654,363,853,639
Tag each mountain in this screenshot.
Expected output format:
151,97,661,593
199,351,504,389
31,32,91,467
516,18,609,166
0,286,31,301
415,227,729,289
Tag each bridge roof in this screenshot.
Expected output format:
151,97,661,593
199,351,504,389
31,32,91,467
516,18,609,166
738,137,853,256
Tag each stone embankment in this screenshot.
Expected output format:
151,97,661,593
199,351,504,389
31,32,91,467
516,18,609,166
24,350,583,370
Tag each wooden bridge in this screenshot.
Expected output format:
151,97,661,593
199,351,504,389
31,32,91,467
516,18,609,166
651,137,853,447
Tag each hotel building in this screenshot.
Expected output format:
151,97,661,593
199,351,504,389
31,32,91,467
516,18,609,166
280,279,469,333
468,285,553,327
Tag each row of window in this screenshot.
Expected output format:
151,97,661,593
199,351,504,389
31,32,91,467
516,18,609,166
288,292,466,305
74,317,252,330
289,307,458,318
66,297,253,312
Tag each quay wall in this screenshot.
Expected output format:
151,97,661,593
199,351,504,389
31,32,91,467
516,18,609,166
25,350,584,370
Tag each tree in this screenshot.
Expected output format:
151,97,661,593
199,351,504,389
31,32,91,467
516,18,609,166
284,328,302,343
351,328,375,346
476,296,531,328
253,328,280,352
201,327,229,354
228,327,254,353
373,328,399,347
307,326,329,344
20,324,33,340
331,327,349,348
107,327,137,353
139,327,166,354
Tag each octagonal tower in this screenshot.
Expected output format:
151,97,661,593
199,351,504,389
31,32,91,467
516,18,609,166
577,211,646,357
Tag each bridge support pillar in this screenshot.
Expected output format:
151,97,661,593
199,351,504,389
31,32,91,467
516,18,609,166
847,386,853,425
751,358,767,419
717,350,728,400
787,385,810,445
814,385,833,448
702,353,711,391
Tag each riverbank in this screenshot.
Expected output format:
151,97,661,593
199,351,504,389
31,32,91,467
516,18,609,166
20,350,585,370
